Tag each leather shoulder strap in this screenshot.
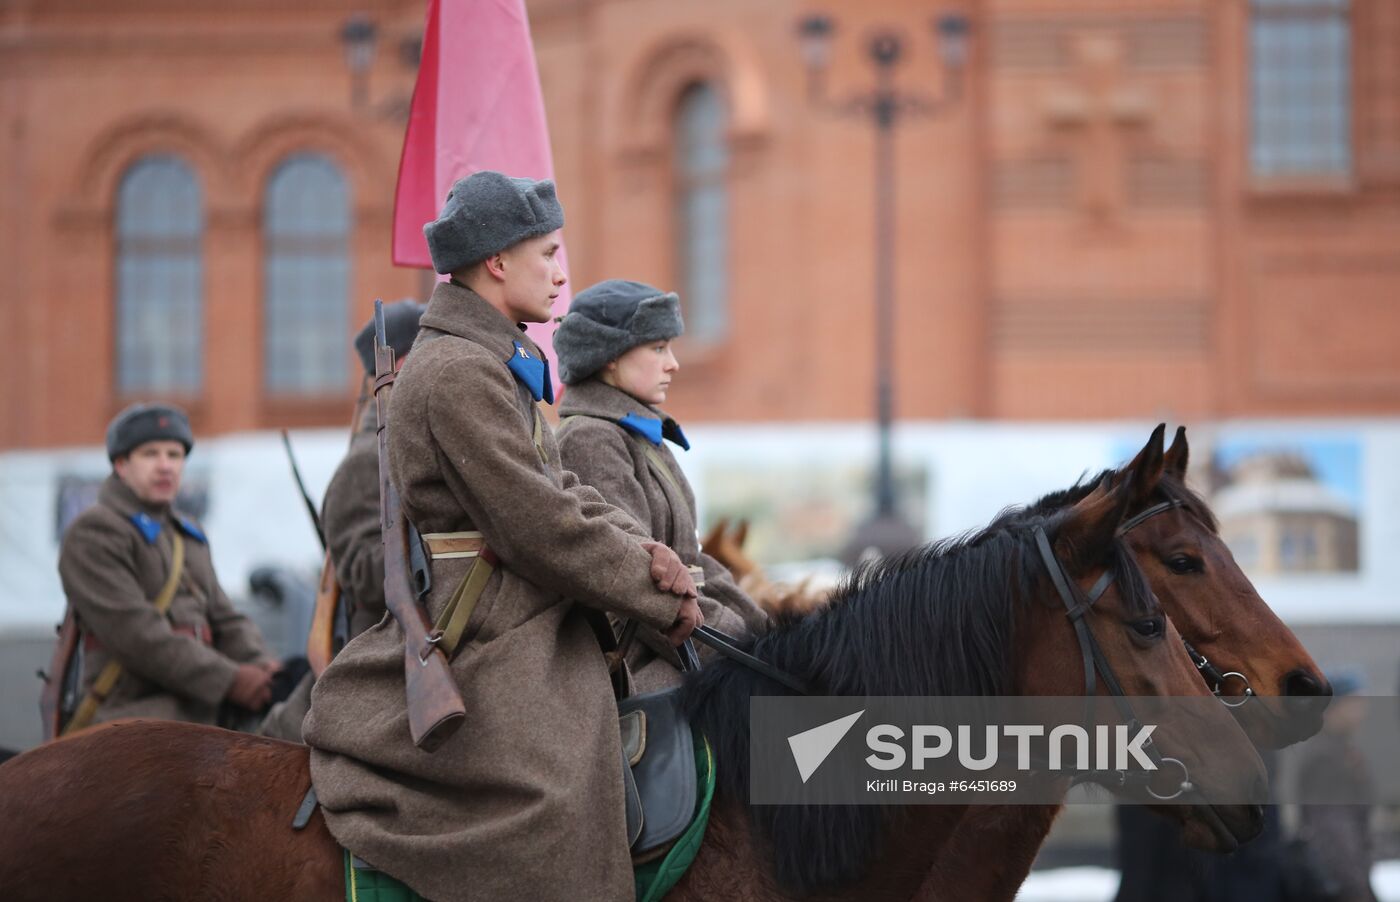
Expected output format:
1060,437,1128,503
63,531,186,735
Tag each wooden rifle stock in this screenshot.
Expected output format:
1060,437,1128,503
305,556,341,677
372,299,466,751
38,611,80,741
304,380,369,676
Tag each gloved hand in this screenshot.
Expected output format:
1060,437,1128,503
227,663,274,711
641,541,698,599
665,595,703,646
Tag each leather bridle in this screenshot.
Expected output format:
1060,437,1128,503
1118,500,1255,708
1031,524,1192,800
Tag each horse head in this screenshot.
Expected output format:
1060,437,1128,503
1017,446,1268,853
1111,425,1332,748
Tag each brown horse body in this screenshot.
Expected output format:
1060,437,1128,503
0,721,340,900
0,427,1311,902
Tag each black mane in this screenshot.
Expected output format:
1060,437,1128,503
999,470,1217,533
680,503,1158,894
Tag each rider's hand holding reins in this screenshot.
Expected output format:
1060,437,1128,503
665,596,703,646
641,541,704,645
642,541,697,598
227,662,275,711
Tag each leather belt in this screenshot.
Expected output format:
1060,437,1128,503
421,531,486,559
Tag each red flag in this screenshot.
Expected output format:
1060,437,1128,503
393,0,571,363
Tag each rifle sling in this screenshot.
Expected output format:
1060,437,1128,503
425,533,499,659
531,404,548,465
64,530,186,735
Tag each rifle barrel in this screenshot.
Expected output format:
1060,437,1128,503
281,429,327,552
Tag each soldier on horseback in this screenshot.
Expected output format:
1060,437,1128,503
303,171,703,902
52,404,277,734
259,300,428,742
554,278,769,692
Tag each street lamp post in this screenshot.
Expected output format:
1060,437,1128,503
340,15,378,111
797,12,971,563
339,15,418,121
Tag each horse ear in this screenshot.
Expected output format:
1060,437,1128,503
1057,475,1135,571
701,518,727,556
1120,423,1166,505
734,519,749,548
1164,426,1189,480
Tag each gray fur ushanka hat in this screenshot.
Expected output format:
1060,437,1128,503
106,403,194,461
554,279,684,385
423,171,564,275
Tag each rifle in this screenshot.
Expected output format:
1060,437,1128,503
372,299,465,751
288,388,369,677
281,430,326,551
38,613,84,741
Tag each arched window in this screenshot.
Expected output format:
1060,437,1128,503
263,154,351,395
673,82,729,345
116,155,204,393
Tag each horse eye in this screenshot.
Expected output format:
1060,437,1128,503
1131,617,1165,640
1166,554,1203,575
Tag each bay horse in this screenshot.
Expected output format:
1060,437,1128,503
0,436,1268,901
913,425,1333,900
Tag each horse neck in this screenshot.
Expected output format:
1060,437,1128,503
689,801,1062,902
910,804,1064,902
683,801,965,901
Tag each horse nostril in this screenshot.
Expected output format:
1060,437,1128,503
1282,669,1331,698
1282,669,1333,719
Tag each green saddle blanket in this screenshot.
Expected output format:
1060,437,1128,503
342,735,715,902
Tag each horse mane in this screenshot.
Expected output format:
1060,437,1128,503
680,503,1158,894
998,470,1217,534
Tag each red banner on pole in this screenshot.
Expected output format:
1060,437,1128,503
392,0,570,370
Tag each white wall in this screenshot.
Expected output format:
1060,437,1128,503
2,418,1396,631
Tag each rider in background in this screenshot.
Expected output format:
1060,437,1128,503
554,278,768,691
259,300,426,742
57,404,277,729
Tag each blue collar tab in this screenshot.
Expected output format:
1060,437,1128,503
175,516,207,544
619,412,690,451
507,341,553,404
665,420,690,451
128,512,161,544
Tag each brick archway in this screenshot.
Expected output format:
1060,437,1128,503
612,28,772,159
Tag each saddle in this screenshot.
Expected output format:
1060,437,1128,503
618,686,696,863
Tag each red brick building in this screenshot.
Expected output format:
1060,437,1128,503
2,0,1398,450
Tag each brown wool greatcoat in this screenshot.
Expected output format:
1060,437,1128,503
323,408,388,638
557,378,768,692
303,282,683,902
56,474,271,726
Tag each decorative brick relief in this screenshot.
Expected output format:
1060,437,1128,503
992,16,1207,72
994,298,1209,353
991,16,1207,216
992,156,1075,209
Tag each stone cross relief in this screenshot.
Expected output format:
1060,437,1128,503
1041,32,1152,221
